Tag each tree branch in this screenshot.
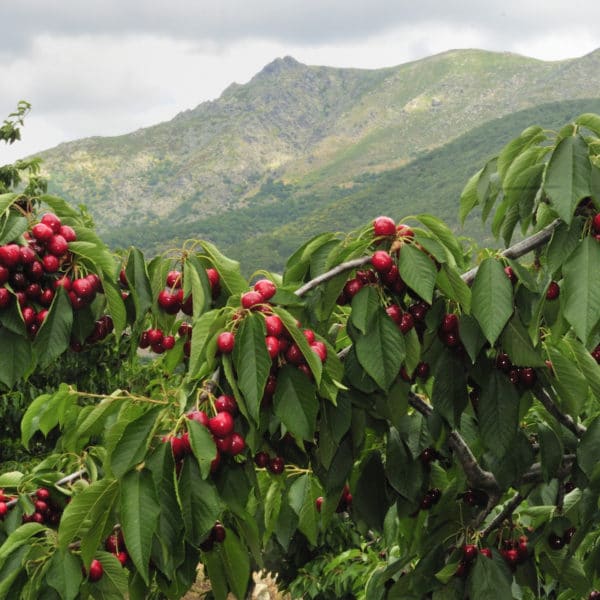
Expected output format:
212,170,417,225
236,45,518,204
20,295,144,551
533,387,586,438
519,454,576,485
480,490,527,538
295,256,372,297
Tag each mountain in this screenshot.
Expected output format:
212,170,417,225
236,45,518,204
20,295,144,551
36,48,600,270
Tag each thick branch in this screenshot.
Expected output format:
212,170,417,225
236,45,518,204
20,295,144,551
533,387,586,438
408,392,499,494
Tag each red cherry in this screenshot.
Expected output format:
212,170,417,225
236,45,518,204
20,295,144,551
265,314,284,337
343,278,363,299
36,488,51,501
371,250,394,274
463,544,478,562
285,343,305,365
47,234,68,256
206,268,219,290
0,502,8,519
254,452,270,468
396,224,414,239
41,213,61,233
519,367,536,388
479,548,492,559
399,312,414,334
254,279,277,301
592,213,600,234
32,223,54,242
59,225,77,242
504,265,517,284
72,277,94,300
373,216,396,237
162,335,176,350
19,246,36,265
0,288,12,309
441,313,459,333
386,304,402,324
170,435,187,460
546,281,560,300
302,329,315,344
503,549,519,567
217,331,235,354
42,254,59,272
315,496,323,512
187,409,209,426
241,290,263,309
208,411,235,437
548,532,565,550
146,328,163,345
166,270,182,289
105,534,118,553
265,335,280,359
87,559,104,582
214,394,237,415
496,353,512,372
116,551,128,566
212,522,226,543
228,432,246,456
214,434,233,453
310,341,327,362
268,456,285,475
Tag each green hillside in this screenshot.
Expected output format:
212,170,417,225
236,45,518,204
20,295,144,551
101,97,600,273
31,48,600,272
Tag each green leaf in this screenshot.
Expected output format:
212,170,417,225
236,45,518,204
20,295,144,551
283,232,338,284
0,192,19,215
0,213,28,245
0,523,45,564
398,244,438,304
432,351,468,427
21,387,76,448
33,286,73,368
459,168,482,224
562,235,600,343
39,194,81,219
202,551,229,600
471,258,513,345
232,313,271,424
263,480,283,543
544,134,591,224
89,551,129,599
109,407,162,478
538,422,564,483
500,314,545,367
478,368,520,458
575,113,600,137
187,419,217,479
458,314,486,363
350,285,380,334
58,478,119,568
435,264,471,312
273,365,318,441
183,256,208,319
384,427,423,503
497,125,545,179
177,458,223,547
46,549,83,600
219,530,251,600
199,240,247,296
577,416,600,481
566,335,600,401
353,451,389,531
416,214,465,268
546,344,588,415
120,469,160,585
288,473,320,545
0,328,32,388
546,220,584,275
466,553,513,600
102,279,127,337
353,311,405,391
124,246,153,321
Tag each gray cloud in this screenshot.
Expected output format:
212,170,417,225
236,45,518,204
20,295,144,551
3,0,600,55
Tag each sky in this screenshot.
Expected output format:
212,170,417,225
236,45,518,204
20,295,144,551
1,1,599,164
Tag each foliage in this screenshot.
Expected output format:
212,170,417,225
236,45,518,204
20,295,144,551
3,105,600,600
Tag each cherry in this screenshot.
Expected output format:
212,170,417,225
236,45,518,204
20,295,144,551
373,216,396,237
593,213,600,233
206,268,220,291
419,447,437,465
254,279,277,301
343,278,363,299
416,362,430,379
548,532,565,550
381,264,401,287
214,394,237,415
496,352,512,372
32,223,54,242
187,409,209,426
59,225,77,242
517,541,529,561
479,548,492,559
254,452,270,468
217,331,235,353
0,244,21,268
563,526,576,544
442,331,460,347
41,213,61,233
0,502,7,519
166,270,182,288
441,313,459,333
315,496,323,512
310,341,327,362
504,265,517,284
396,224,414,239
508,368,520,385
503,549,519,567
399,312,414,334
170,435,187,460
157,289,181,314
265,314,284,337
455,561,469,578
162,335,176,350
146,328,163,345
19,245,36,265
285,343,305,365
546,281,560,300
105,534,119,553
519,367,536,387
42,254,59,272
47,234,68,256
462,544,478,562
87,559,104,582
116,551,128,566
268,456,285,475
241,290,263,309
0,288,11,309
208,411,235,438
229,433,246,456
589,591,600,600
215,434,233,453
371,250,394,273
72,277,94,300
386,304,402,324
265,335,280,359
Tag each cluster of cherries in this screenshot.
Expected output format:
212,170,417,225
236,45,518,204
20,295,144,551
0,487,65,528
548,526,576,550
166,394,246,474
591,344,600,364
0,211,107,338
315,484,353,514
495,352,537,387
253,451,285,475
200,521,226,552
70,315,114,352
216,278,328,387
337,216,416,306
105,530,129,566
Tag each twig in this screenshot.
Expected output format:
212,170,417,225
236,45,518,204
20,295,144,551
533,387,586,438
519,454,576,485
295,256,371,297
461,219,560,284
480,490,527,538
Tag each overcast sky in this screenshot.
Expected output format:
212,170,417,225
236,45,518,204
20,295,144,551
1,1,599,164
